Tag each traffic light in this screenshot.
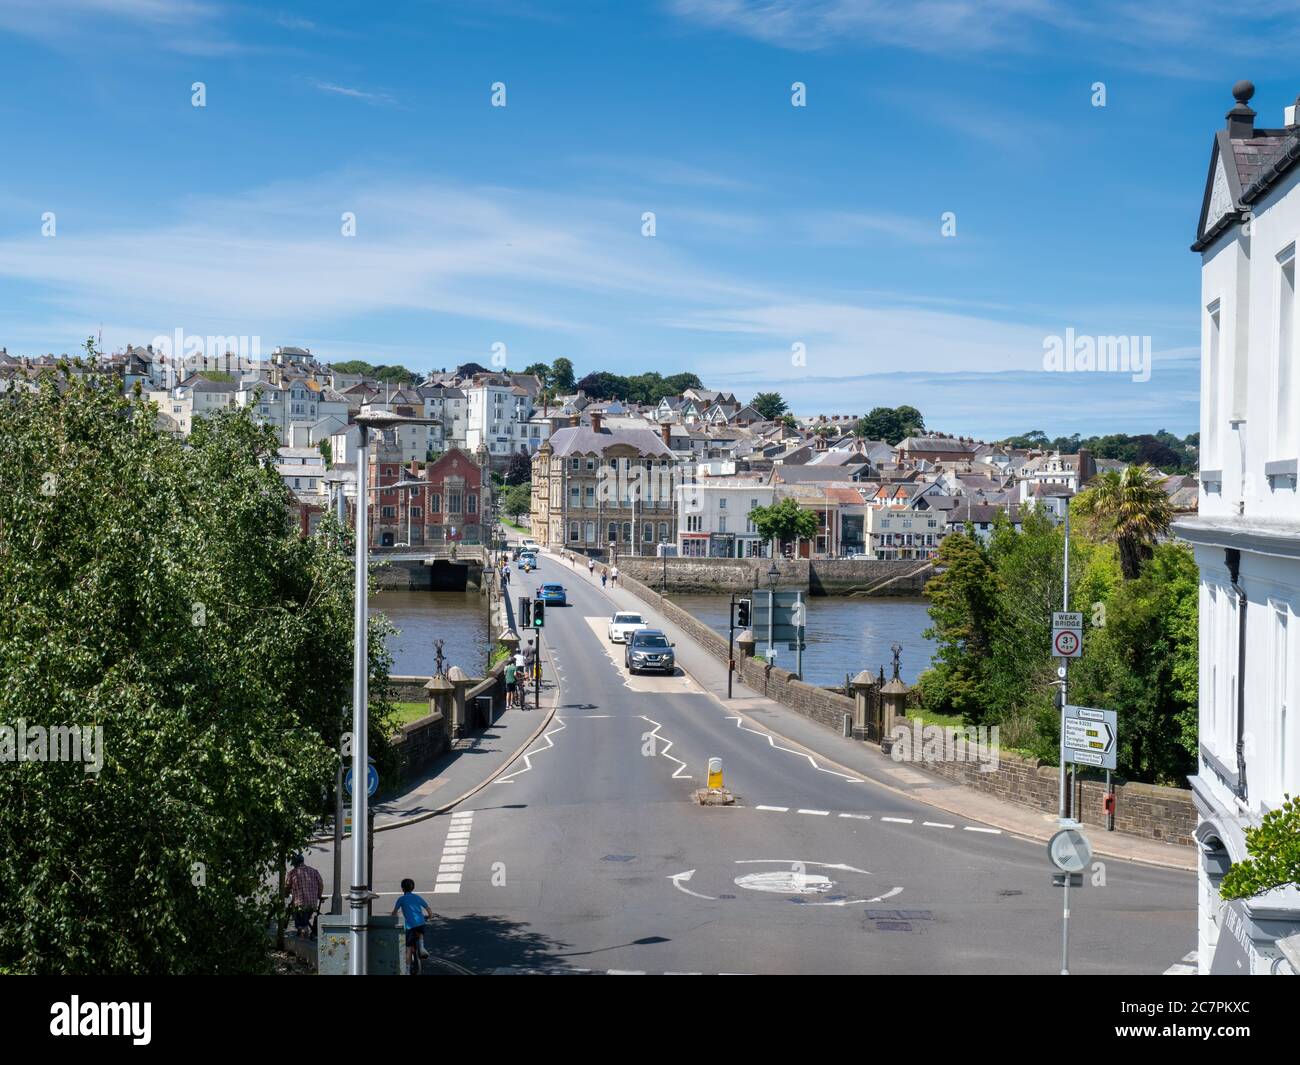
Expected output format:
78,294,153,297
533,600,545,628
736,597,751,627
519,597,532,627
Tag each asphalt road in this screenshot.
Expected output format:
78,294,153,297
331,550,1195,975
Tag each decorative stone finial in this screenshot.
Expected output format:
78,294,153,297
1232,80,1255,105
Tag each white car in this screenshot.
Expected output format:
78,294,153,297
608,611,648,643
520,538,540,554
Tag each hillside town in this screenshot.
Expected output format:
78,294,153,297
0,344,1200,561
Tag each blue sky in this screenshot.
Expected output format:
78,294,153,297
3,1,1299,438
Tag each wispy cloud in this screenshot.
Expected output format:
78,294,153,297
0,0,244,56
310,80,398,106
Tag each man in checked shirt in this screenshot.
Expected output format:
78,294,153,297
285,853,325,937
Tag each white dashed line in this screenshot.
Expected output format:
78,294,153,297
963,826,1002,834
756,805,789,812
797,809,830,816
923,821,955,829
881,817,914,824
838,813,871,820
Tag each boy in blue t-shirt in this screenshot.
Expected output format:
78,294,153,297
392,878,433,964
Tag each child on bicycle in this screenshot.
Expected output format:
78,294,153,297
392,878,433,969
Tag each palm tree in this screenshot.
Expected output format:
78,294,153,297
1073,464,1172,579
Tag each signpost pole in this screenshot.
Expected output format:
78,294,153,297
1059,505,1070,822
1061,872,1071,975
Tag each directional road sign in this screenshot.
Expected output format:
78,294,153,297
1047,827,1092,873
1063,704,1117,770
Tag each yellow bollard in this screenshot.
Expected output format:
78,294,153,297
707,757,723,790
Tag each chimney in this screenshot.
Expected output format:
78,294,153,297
1286,93,1300,128
660,423,672,449
591,411,603,434
1077,447,1096,485
569,413,580,428
1227,80,1256,138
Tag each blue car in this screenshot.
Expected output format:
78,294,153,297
535,582,566,606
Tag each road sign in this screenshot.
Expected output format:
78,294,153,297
1047,827,1092,872
1063,704,1117,770
1051,611,1083,658
344,764,379,798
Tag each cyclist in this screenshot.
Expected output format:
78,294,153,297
392,878,433,974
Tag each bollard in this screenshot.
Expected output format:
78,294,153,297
707,757,723,790
842,713,852,738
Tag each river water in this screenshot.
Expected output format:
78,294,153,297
371,589,490,677
371,587,935,688
667,594,936,687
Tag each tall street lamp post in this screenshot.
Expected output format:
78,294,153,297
766,559,779,662
348,411,438,976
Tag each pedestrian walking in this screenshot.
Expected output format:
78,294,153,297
588,558,595,578
285,854,325,938
610,564,619,587
600,570,607,588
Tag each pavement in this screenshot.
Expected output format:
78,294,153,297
306,545,1197,975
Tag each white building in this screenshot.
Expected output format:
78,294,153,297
674,472,773,558
1176,81,1300,976
146,374,237,437
464,375,536,461
865,506,945,560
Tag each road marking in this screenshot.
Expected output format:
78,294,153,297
797,809,830,816
727,716,864,783
881,817,913,824
963,826,1002,834
756,805,789,812
838,813,871,820
496,717,567,783
923,821,955,829
667,869,715,900
639,715,693,780
432,811,475,895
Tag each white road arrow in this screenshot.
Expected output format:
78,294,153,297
667,870,716,900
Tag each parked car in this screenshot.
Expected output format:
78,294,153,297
624,629,675,675
607,611,648,643
535,582,566,606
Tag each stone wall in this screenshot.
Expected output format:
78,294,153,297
905,743,1197,846
614,556,932,597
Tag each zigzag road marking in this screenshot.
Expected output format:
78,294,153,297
639,715,693,779
495,717,568,784
728,716,864,784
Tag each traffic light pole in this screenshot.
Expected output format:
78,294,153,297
727,593,736,699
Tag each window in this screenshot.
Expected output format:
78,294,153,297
571,457,580,470
1207,302,1222,465
382,506,395,518
687,515,701,532
570,486,580,507
569,521,580,541
467,494,477,514
718,497,727,509
430,493,440,513
608,522,618,543
623,521,632,543
584,521,595,543
448,492,462,513
1278,251,1296,458
643,522,653,542
659,522,668,542
719,516,727,533
410,506,422,519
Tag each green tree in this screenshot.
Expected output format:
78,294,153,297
1220,796,1300,900
751,392,788,420
855,406,924,446
523,363,552,388
550,357,576,393
318,438,332,466
1073,464,1172,579
500,482,532,523
0,367,396,974
919,530,1002,721
748,498,818,555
